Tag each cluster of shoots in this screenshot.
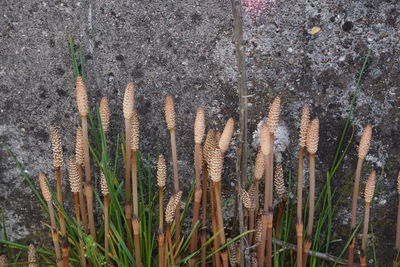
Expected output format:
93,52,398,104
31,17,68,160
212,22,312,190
4,75,399,267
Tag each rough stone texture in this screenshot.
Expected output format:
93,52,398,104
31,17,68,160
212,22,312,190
0,0,399,264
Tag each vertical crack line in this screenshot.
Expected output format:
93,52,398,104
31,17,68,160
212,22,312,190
230,0,249,266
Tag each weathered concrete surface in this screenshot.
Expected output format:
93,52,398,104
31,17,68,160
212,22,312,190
0,0,399,264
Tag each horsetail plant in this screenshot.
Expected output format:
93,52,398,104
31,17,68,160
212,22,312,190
75,126,88,234
165,191,183,266
190,107,205,265
130,110,142,267
348,124,372,267
274,163,287,236
360,170,376,267
258,122,271,266
209,148,229,267
50,125,66,237
75,76,96,240
123,82,135,246
68,157,86,266
99,96,110,134
157,155,167,267
265,96,281,267
61,237,70,267
164,95,181,242
100,172,110,264
202,130,220,267
253,149,264,223
296,104,309,266
38,173,62,266
303,118,320,267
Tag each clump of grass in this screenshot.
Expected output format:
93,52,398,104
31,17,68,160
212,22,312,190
348,124,372,267
360,170,376,267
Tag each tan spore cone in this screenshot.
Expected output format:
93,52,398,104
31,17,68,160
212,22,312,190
68,157,81,193
50,126,63,168
165,191,183,224
306,118,319,155
164,96,176,130
157,155,166,187
75,76,89,117
358,125,372,160
39,173,52,202
267,96,281,134
131,110,139,151
194,107,205,144
299,104,310,147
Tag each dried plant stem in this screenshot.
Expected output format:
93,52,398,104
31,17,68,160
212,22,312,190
200,165,208,267
263,149,273,267
82,118,95,240
47,200,62,265
275,197,287,236
214,181,229,267
348,159,364,267
169,128,181,241
55,167,66,236
257,213,268,266
360,202,371,267
296,147,305,266
166,225,175,266
62,238,69,267
158,230,165,267
132,219,143,267
77,165,88,233
190,144,203,263
104,194,110,264
131,150,139,217
73,193,86,266
84,182,96,240
303,153,316,267
248,209,255,244
210,181,222,267
125,203,133,251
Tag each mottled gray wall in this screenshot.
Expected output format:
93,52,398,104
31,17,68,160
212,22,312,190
0,0,399,264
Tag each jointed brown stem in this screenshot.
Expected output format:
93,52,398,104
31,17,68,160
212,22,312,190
360,202,371,267
55,167,66,236
133,219,143,267
210,181,222,267
125,119,132,201
189,143,203,263
296,147,305,266
158,230,165,267
214,181,229,267
303,153,316,266
77,165,88,234
82,118,95,240
47,200,61,264
348,158,364,267
104,194,110,264
131,151,139,217
200,165,208,267
85,182,96,240
166,225,175,266
169,128,181,242
73,193,86,267
62,238,69,267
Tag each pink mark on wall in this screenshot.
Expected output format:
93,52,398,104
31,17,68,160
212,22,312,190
242,0,277,17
